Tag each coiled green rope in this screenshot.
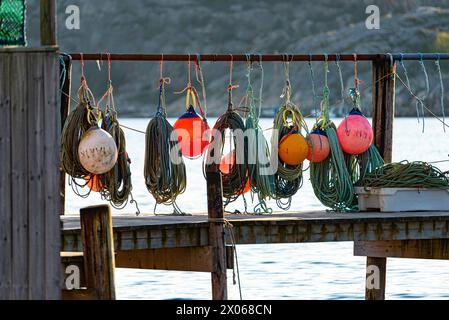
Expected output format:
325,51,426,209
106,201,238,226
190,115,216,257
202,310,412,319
360,161,449,189
144,81,187,206
244,57,275,214
309,59,355,212
271,61,308,210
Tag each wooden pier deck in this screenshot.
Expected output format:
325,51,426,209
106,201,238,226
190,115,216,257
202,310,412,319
61,211,449,251
60,209,449,300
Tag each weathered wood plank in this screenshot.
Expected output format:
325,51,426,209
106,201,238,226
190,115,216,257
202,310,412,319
0,53,12,299
365,257,387,300
59,55,71,215
10,52,28,299
354,239,449,260
40,0,57,46
206,171,228,300
27,53,46,299
43,51,61,299
116,247,214,272
81,205,116,300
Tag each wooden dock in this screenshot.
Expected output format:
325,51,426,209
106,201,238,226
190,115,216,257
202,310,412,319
60,209,449,300
61,211,449,250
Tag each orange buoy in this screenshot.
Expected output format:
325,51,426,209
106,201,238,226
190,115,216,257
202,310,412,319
219,151,250,194
278,131,309,165
173,105,210,158
337,108,373,155
85,174,103,192
306,129,330,163
78,126,118,174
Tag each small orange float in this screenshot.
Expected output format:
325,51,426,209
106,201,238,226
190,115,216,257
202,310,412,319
306,129,330,163
278,131,309,165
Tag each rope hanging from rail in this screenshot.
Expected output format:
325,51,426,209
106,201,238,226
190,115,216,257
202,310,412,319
61,53,94,180
212,57,249,204
309,57,356,212
343,56,384,185
271,60,308,210
144,58,187,212
96,54,136,210
244,55,275,214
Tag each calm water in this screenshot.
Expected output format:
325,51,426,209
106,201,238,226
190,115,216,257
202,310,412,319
66,117,449,300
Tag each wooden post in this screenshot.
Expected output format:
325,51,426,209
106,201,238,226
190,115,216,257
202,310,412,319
372,57,396,163
366,56,395,300
206,171,228,300
365,257,387,300
59,55,72,215
40,0,57,46
80,205,116,300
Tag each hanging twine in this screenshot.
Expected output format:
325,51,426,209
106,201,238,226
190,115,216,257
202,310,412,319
417,54,430,132
435,56,446,132
244,55,275,214
271,60,308,210
144,58,187,208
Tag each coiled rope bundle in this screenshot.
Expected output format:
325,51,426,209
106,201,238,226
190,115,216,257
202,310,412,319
214,94,248,203
244,58,275,213
360,161,449,189
271,62,308,210
309,60,355,211
100,82,134,209
144,75,187,207
61,68,94,180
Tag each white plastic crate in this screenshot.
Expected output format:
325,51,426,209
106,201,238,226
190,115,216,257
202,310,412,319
354,187,449,212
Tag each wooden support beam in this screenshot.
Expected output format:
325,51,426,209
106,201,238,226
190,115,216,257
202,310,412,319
206,171,228,300
59,55,72,215
115,246,234,272
372,57,396,163
355,239,449,260
367,57,395,300
80,205,116,300
40,0,57,46
365,257,387,300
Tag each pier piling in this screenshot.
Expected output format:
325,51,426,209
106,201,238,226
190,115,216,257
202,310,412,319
80,205,116,300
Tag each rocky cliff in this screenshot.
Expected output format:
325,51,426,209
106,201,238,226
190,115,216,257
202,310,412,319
26,0,449,117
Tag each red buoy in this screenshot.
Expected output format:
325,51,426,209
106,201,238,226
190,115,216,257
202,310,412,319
173,105,210,158
337,108,373,155
219,151,250,194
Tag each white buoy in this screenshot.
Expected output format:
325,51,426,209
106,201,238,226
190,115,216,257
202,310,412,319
78,126,118,174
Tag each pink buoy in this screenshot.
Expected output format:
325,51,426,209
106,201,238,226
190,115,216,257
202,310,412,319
337,108,373,155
